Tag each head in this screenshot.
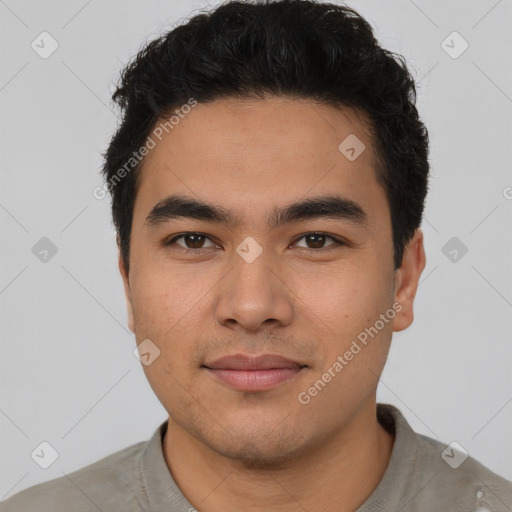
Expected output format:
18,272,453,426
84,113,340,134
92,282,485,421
102,0,428,464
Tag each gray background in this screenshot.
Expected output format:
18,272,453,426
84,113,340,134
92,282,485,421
1,0,511,499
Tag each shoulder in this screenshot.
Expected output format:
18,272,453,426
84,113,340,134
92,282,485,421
413,432,512,511
0,440,147,512
375,404,512,511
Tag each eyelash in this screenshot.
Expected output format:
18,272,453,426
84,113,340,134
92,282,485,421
163,232,346,254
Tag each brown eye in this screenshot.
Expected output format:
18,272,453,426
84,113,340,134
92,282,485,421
294,233,341,249
167,233,217,249
182,234,205,248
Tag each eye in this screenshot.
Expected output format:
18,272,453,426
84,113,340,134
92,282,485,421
292,232,344,250
163,231,345,253
165,233,218,250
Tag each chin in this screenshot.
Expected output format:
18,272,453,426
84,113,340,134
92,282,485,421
212,437,304,468
197,417,313,468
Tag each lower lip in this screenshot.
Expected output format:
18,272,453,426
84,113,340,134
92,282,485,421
204,367,304,391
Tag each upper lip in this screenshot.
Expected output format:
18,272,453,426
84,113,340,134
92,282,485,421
203,353,306,370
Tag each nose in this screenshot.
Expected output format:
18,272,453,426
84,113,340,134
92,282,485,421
213,246,294,333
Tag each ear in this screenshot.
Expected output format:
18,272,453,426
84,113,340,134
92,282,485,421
117,236,135,334
393,228,427,332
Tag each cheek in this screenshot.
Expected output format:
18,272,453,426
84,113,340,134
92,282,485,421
130,270,200,401
130,261,214,328
291,262,393,337
128,263,221,377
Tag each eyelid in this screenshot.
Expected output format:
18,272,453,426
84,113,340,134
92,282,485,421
164,231,346,251
165,232,218,249
291,232,345,249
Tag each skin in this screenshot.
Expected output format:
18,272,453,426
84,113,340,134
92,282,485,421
119,96,426,512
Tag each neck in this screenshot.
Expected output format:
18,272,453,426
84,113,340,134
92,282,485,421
162,401,395,512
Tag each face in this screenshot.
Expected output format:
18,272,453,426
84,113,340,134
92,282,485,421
120,96,425,464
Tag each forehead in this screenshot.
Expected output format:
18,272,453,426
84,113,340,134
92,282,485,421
133,97,386,225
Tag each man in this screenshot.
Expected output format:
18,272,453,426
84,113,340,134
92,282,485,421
1,0,510,511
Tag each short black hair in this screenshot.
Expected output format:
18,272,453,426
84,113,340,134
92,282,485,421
101,0,430,273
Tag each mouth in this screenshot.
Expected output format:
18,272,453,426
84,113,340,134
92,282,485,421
202,353,308,392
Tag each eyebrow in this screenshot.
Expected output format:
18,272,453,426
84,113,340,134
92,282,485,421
144,194,369,229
